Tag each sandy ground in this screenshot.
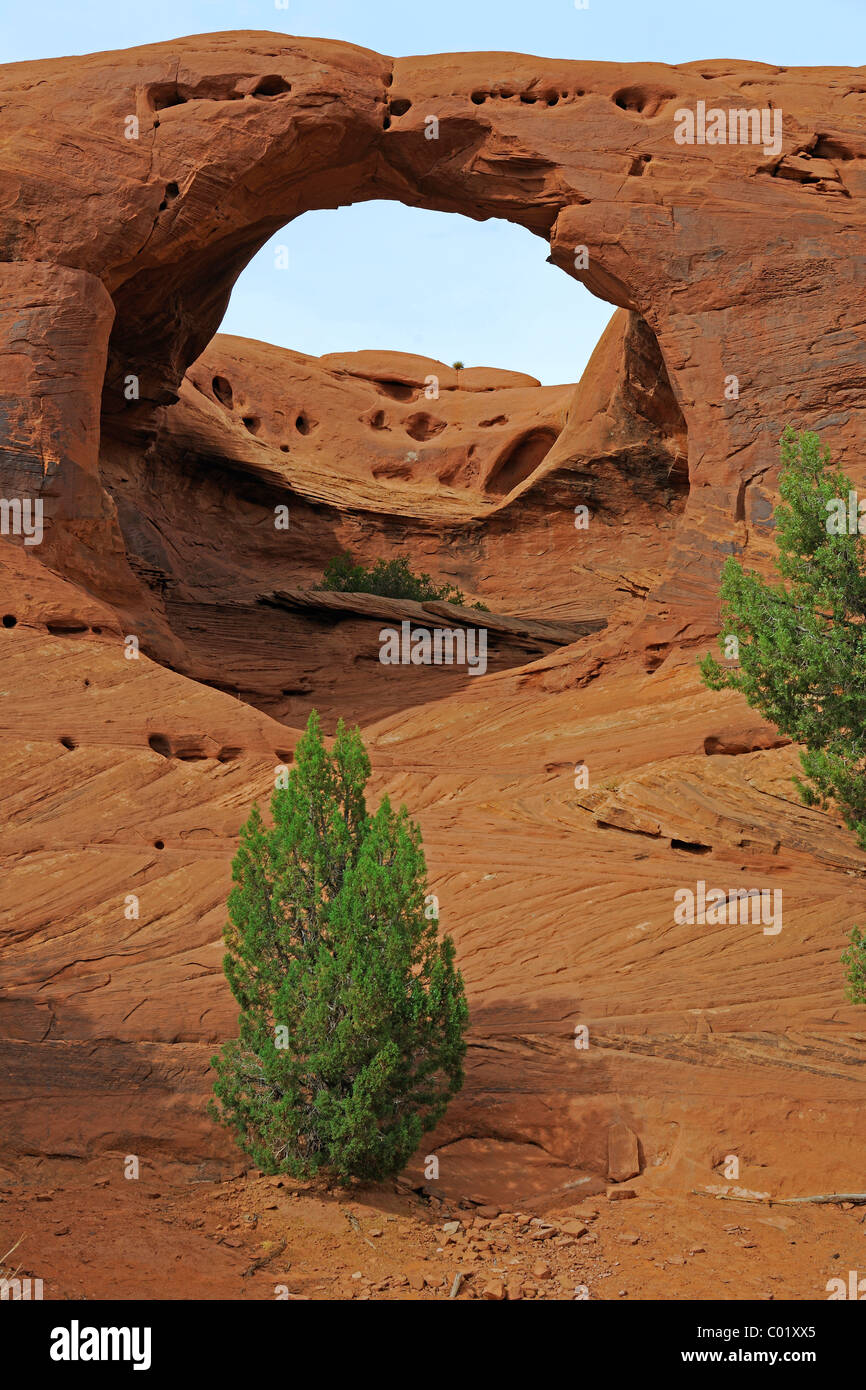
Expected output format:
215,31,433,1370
3,1156,864,1302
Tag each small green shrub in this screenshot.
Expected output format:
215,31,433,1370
319,551,489,610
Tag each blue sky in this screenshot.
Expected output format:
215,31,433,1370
5,0,863,383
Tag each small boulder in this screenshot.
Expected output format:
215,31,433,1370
607,1122,640,1183
560,1219,588,1238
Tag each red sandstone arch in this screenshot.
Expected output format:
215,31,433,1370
2,34,866,649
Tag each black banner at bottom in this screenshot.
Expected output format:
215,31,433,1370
3,1296,858,1377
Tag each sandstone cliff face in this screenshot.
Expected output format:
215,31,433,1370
1,34,866,1210
93,311,682,725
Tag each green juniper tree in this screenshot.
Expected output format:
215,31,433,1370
210,711,468,1183
699,426,866,997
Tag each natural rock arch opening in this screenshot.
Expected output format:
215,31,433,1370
92,43,679,447
0,33,706,659
80,45,694,727
213,200,614,387
9,35,862,667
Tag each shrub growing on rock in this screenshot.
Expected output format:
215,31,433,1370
209,711,468,1182
319,550,488,609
